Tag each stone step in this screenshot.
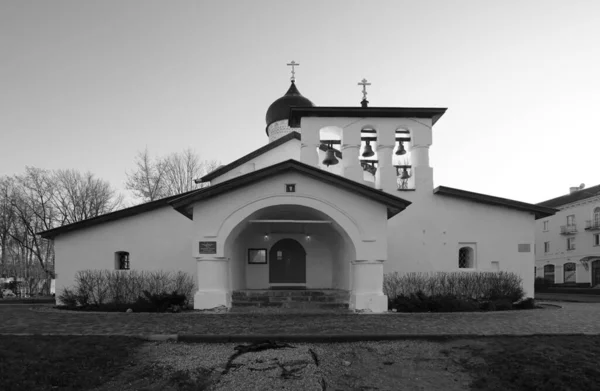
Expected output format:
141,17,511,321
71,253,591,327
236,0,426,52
232,290,350,299
231,301,349,310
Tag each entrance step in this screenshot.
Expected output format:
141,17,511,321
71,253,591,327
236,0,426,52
231,289,350,310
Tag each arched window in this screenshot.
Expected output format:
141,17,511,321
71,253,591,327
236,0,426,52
594,207,600,226
543,264,555,283
458,247,474,268
115,251,130,270
564,262,576,284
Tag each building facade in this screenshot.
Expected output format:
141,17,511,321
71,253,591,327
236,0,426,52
536,185,600,287
40,78,556,312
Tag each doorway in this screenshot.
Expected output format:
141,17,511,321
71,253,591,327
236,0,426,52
269,238,306,284
592,260,600,287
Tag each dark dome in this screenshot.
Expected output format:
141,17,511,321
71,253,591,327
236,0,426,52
265,81,314,128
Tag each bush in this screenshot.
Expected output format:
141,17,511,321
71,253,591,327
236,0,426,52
58,270,195,312
383,271,525,302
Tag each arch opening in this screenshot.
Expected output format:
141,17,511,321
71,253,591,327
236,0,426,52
223,204,357,291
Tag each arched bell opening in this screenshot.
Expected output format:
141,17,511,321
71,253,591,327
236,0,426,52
318,126,343,174
360,126,378,185
393,127,414,190
223,204,356,291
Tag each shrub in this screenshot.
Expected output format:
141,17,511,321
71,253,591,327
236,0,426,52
60,270,195,312
514,298,536,310
58,288,79,308
383,271,525,302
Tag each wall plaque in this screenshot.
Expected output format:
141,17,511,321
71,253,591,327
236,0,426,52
199,241,217,254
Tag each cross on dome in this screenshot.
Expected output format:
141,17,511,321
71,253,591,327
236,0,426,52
358,78,371,107
287,61,299,82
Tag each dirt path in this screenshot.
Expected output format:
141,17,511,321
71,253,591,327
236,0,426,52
93,340,472,391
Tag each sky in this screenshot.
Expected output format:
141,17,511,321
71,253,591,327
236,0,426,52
1,0,599,205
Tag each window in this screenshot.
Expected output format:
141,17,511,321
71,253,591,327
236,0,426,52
115,251,130,270
458,246,475,268
567,237,575,251
518,244,531,253
595,207,600,226
564,262,577,283
544,241,550,253
248,248,267,264
543,264,555,283
567,215,575,226
543,221,549,231
595,234,600,246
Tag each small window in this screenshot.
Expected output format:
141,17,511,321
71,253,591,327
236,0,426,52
594,234,600,246
518,243,531,253
543,221,549,231
115,251,130,270
594,207,600,226
248,248,267,264
544,264,555,283
458,246,475,269
491,261,500,271
544,241,550,253
567,237,576,251
567,215,575,226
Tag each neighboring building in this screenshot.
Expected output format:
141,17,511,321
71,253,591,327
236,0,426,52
39,74,556,312
536,184,600,287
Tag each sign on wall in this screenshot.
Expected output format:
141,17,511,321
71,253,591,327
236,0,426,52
199,241,217,254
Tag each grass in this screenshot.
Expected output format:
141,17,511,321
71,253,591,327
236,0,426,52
455,336,600,391
0,336,144,391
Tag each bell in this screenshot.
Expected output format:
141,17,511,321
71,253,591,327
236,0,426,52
362,141,375,157
322,147,339,167
400,167,411,180
395,141,406,156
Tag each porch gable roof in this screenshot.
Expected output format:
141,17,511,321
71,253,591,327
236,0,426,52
170,159,411,219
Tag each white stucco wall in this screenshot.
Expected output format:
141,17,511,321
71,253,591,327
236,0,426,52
193,171,389,262
210,139,301,185
535,196,600,284
53,206,194,299
387,192,537,298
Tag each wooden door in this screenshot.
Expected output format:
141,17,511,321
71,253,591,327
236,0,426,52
269,239,306,284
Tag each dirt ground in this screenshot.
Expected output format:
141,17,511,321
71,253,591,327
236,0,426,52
92,339,474,391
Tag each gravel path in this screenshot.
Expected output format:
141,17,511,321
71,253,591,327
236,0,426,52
1,302,600,336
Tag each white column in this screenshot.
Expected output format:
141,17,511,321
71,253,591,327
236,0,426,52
300,119,320,167
409,121,434,192
194,257,231,309
341,125,363,182
349,260,388,313
375,125,396,193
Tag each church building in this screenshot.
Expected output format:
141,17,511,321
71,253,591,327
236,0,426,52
40,65,557,312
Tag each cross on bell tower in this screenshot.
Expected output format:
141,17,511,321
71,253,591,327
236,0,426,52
287,61,299,82
358,78,371,107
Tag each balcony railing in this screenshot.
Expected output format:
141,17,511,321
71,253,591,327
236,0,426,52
585,220,600,231
560,225,578,235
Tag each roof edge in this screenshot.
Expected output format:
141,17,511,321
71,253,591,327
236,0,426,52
38,190,197,239
171,159,412,219
200,131,301,182
433,186,558,220
288,106,448,127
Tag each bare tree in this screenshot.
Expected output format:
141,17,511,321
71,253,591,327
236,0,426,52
125,148,167,202
1,167,124,294
126,148,219,203
53,169,124,225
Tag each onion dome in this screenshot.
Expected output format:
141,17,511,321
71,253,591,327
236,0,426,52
265,81,314,132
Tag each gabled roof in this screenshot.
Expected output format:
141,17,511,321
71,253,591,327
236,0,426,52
170,159,412,219
288,107,448,127
433,186,558,220
38,190,197,239
199,131,301,182
537,184,600,208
